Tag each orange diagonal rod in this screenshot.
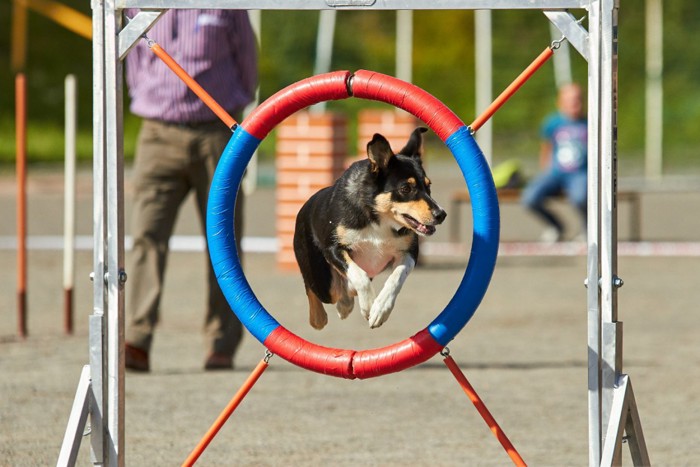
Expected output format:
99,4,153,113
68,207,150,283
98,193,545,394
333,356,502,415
443,354,527,466
147,40,237,130
470,46,554,133
182,356,269,466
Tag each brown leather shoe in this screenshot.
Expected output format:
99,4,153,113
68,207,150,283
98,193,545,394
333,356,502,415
125,343,150,372
204,353,233,371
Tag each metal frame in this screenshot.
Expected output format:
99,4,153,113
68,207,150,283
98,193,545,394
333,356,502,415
59,1,649,466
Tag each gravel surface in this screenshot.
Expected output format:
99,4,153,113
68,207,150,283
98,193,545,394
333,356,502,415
1,166,699,465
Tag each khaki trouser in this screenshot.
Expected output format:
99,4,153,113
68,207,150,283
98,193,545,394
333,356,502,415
126,119,243,357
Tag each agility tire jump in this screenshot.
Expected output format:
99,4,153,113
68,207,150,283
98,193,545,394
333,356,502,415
207,70,500,380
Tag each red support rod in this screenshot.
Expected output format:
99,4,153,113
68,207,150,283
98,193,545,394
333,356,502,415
470,46,554,134
148,41,237,130
182,357,270,466
443,354,527,467
16,73,28,338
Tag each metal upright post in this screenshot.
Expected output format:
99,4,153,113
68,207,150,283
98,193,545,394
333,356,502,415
592,1,650,465
89,0,107,461
598,0,621,461
89,0,125,464
103,0,126,463
586,1,603,462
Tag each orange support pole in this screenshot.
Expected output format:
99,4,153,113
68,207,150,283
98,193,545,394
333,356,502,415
443,353,527,467
182,355,271,466
16,73,28,338
147,40,237,130
470,46,555,134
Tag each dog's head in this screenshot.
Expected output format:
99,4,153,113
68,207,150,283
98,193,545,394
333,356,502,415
366,127,446,236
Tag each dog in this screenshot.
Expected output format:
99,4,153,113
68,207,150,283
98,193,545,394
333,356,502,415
293,127,446,330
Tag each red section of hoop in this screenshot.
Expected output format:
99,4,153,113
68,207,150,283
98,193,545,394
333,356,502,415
351,69,465,142
243,70,352,140
264,327,356,379
351,329,444,379
263,326,442,380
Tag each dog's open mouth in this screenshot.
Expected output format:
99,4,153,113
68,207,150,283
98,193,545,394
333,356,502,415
402,214,436,236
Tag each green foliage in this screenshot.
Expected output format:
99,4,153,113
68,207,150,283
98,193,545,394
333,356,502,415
1,3,699,173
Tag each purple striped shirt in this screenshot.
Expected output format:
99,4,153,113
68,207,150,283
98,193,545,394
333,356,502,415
125,10,258,123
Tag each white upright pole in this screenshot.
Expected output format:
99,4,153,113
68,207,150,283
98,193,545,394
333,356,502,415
242,10,261,196
309,10,336,114
645,0,663,180
64,74,77,335
395,10,413,83
549,22,572,87
474,9,493,166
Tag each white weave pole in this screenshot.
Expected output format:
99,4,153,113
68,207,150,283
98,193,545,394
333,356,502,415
309,9,337,114
474,9,492,166
63,74,77,334
645,0,663,180
395,10,413,83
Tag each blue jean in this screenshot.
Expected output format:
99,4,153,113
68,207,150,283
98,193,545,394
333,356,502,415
521,169,587,233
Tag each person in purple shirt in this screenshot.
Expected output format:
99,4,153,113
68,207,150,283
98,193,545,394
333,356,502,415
123,10,257,372
521,83,588,243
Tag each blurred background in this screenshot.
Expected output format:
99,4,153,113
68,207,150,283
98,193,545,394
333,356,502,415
1,3,698,179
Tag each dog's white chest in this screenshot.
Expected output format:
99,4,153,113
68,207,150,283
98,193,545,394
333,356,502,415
340,223,411,278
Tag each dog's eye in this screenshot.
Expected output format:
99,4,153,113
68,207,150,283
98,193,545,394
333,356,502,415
399,184,412,195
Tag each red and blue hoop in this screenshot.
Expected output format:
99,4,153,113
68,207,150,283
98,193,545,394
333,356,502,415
207,70,500,380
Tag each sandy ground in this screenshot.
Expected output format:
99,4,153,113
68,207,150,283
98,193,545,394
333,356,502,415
1,163,699,466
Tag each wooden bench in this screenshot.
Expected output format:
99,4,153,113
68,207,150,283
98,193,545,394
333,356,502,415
449,187,641,242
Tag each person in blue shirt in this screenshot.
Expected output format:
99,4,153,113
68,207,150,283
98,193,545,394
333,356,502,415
521,83,587,243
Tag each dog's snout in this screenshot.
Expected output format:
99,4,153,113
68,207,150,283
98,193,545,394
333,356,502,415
433,207,447,224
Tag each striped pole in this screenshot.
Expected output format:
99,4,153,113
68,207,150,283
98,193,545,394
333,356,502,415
64,74,77,334
16,73,28,338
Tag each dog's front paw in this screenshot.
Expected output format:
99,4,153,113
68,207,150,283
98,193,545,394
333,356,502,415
357,288,376,321
368,292,395,329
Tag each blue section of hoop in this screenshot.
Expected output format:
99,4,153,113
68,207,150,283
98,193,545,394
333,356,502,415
207,127,280,343
426,126,500,345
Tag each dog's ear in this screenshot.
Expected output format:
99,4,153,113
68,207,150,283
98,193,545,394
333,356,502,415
367,133,394,174
398,127,428,158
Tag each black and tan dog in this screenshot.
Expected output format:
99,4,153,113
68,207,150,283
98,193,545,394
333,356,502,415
293,127,446,329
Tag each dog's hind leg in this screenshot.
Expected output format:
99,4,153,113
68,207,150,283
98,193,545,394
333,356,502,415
331,270,354,320
336,292,354,320
307,290,328,330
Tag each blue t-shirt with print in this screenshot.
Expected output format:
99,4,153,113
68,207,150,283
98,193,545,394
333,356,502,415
541,113,588,173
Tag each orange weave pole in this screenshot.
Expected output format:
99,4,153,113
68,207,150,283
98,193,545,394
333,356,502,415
443,354,527,467
148,42,237,130
182,356,270,466
15,73,28,338
470,46,554,133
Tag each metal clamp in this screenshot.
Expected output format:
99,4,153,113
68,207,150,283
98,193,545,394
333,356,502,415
584,276,624,289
